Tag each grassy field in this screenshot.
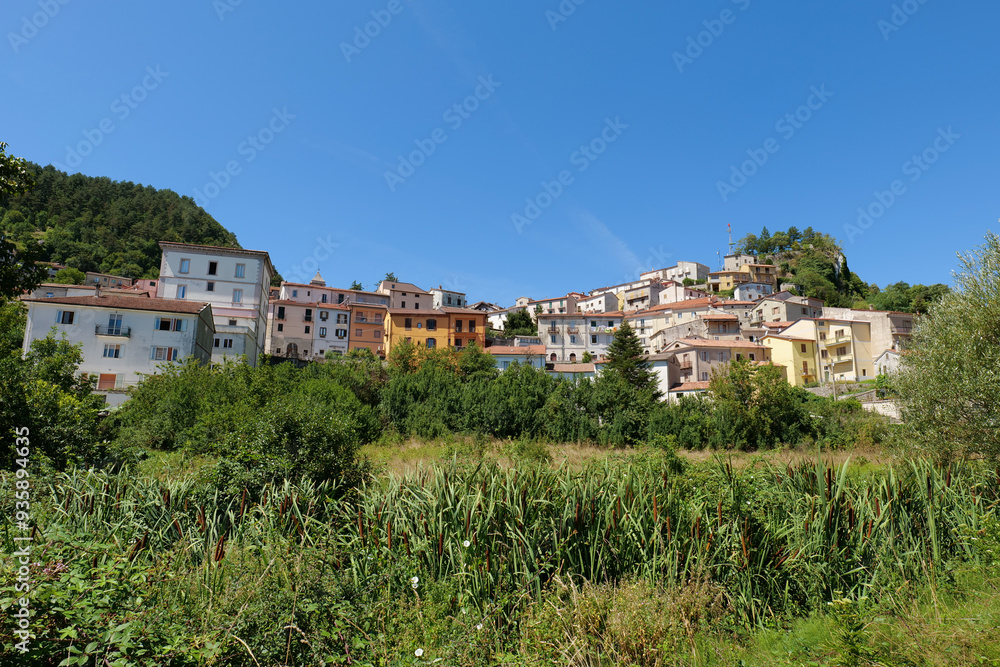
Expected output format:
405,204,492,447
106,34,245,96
4,441,999,666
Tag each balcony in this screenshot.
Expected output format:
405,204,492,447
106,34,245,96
566,327,579,334
679,360,693,371
95,325,131,337
356,316,369,323
820,333,852,347
304,316,313,322
547,326,559,334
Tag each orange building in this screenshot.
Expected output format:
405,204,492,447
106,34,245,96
348,302,387,357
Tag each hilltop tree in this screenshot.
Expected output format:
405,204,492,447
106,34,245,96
894,232,1000,462
350,281,364,291
382,272,398,284
52,267,86,285
604,320,657,394
504,308,537,337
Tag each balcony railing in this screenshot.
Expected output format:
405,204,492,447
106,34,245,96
95,325,130,337
679,360,693,371
566,327,579,334
547,326,559,334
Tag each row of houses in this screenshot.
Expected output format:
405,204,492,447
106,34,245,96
20,247,911,406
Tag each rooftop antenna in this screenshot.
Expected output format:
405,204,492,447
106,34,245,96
728,223,735,255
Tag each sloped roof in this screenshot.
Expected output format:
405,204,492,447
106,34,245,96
487,345,546,355
23,295,210,315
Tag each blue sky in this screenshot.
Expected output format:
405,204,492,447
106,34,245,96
3,0,998,305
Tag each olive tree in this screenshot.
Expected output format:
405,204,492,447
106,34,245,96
894,232,1000,462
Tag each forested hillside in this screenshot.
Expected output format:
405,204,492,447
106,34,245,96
0,163,239,279
736,225,949,312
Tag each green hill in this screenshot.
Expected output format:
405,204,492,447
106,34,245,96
1,163,239,280
735,226,948,312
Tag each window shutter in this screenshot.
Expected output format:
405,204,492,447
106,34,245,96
56,310,62,323
181,319,188,332
151,347,156,359
154,317,161,330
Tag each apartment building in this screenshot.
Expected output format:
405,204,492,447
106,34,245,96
577,292,619,314
429,286,467,309
751,294,824,325
622,281,663,312
377,280,433,310
383,307,486,352
761,333,820,386
21,293,214,406
348,302,387,357
156,242,274,366
650,338,772,384
781,318,874,382
733,282,774,302
640,261,710,285
529,294,580,318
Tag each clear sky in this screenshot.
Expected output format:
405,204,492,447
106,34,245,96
3,0,998,304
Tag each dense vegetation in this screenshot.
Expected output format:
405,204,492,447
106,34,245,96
1,163,238,279
735,225,949,312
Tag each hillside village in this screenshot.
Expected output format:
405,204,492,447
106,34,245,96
19,239,911,407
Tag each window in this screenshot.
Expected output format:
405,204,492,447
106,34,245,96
319,327,327,337
107,314,123,335
701,372,709,381
292,289,298,298
208,261,218,275
426,318,437,331
320,311,329,321
700,351,708,361
426,338,436,349
228,319,236,326
103,344,121,358
375,330,382,339
277,323,284,332
404,318,412,330
151,347,177,361
591,335,597,344
321,294,328,303
590,320,597,328
455,321,463,333
304,326,310,334
749,353,756,361
447,296,452,305
801,307,807,315
414,303,420,310
335,329,347,339
305,309,313,322
570,335,576,344
337,293,345,303
155,317,187,332
550,335,556,344
233,289,243,304
469,320,476,332
207,281,215,292
214,338,220,348
223,339,233,349
336,313,348,324
355,328,363,337
800,343,807,353
401,301,406,308
235,264,245,278
277,306,285,319
179,259,190,274
177,285,186,299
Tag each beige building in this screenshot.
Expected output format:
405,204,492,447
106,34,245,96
751,294,824,325
377,280,433,310
650,338,772,384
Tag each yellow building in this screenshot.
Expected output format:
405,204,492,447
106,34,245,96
761,333,819,386
384,308,487,353
781,318,875,382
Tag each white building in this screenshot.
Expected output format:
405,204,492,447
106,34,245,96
429,286,467,309
656,281,709,305
21,293,214,406
577,292,619,314
733,282,774,302
156,242,274,366
640,261,710,285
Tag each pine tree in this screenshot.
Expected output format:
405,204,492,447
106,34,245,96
604,321,658,394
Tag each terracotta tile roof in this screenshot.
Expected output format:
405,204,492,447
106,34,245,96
761,333,815,342
700,313,739,321
438,307,487,315
671,338,770,349
762,321,794,329
382,281,429,294
23,295,210,315
550,363,596,373
669,382,710,392
36,283,96,290
271,300,351,310
487,345,546,355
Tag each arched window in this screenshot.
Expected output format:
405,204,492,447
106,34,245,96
569,353,577,362
550,353,557,362
286,342,298,357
